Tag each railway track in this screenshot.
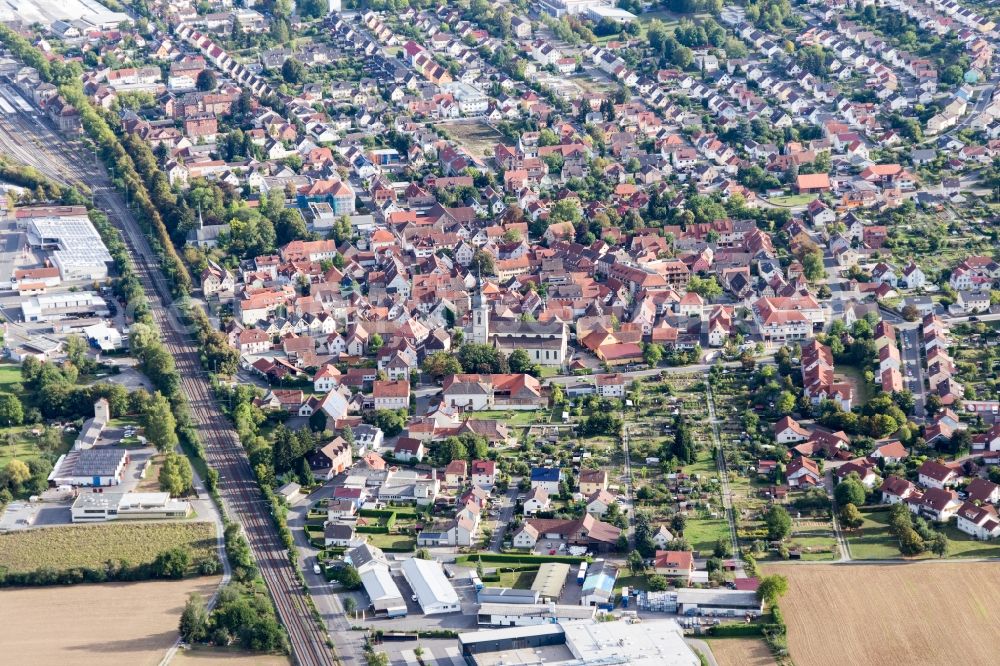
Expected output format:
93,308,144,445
0,113,338,666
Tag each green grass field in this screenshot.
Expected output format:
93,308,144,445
0,363,22,391
684,517,730,555
366,533,416,552
788,533,838,561
466,410,544,426
767,194,817,207
0,522,218,574
497,569,536,589
682,450,719,479
846,510,902,559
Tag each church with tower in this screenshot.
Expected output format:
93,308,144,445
467,271,569,369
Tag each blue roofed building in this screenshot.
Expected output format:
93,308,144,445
530,466,562,494
580,559,618,607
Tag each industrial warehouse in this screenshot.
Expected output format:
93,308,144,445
400,557,461,615
48,448,128,487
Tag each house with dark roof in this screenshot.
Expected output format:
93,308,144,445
530,467,562,494
907,487,961,522
917,460,962,490
880,475,918,505
306,437,353,480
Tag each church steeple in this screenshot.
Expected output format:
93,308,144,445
471,265,489,344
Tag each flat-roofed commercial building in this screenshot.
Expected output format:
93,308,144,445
21,292,110,322
71,492,192,522
400,557,460,615
562,618,699,666
20,206,113,281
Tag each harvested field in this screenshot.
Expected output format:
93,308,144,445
438,121,504,159
0,577,220,666
765,563,1000,666
708,638,775,666
0,521,217,574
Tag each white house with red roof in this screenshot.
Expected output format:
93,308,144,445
956,502,1000,540
869,440,908,464
917,460,962,490
907,487,961,522
470,459,496,489
774,416,810,444
880,475,918,505
653,550,694,584
786,456,822,488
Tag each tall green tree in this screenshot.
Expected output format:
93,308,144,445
143,391,178,452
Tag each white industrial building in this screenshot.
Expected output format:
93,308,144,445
536,0,610,17
476,602,595,627
22,208,113,281
586,5,636,21
562,618,699,666
71,492,192,522
21,292,110,322
0,0,131,28
359,565,408,617
400,557,461,615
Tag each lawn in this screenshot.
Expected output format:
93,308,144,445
496,569,536,589
438,120,504,159
845,509,902,560
134,454,164,493
614,573,650,593
836,364,873,405
767,194,816,207
682,449,719,479
684,517,730,555
0,522,218,575
788,533,838,561
366,533,416,552
466,410,543,426
0,363,22,391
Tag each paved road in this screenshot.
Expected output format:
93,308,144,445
0,108,339,666
686,638,720,666
488,486,518,551
900,327,926,420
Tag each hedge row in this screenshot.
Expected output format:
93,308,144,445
355,525,390,535
708,623,767,638
457,553,590,565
